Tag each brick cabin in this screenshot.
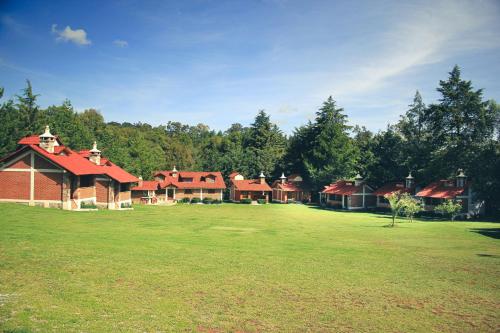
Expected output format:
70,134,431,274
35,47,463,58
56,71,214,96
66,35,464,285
0,126,137,210
229,171,272,203
416,169,484,216
271,173,311,203
373,173,417,209
131,167,226,203
319,174,376,210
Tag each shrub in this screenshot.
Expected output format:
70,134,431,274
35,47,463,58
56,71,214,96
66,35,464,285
212,199,222,204
190,197,201,204
179,197,190,203
435,199,463,221
120,202,132,209
202,197,213,204
240,198,252,204
287,199,295,204
257,199,267,205
401,196,423,223
302,198,309,204
80,201,97,209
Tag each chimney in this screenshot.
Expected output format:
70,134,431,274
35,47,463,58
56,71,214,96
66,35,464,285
405,172,414,188
354,173,363,186
456,169,466,188
39,125,56,153
172,165,178,178
280,172,286,184
89,141,101,165
138,175,143,187
259,171,266,184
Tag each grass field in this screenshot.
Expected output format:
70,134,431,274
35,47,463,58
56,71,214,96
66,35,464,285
0,203,498,332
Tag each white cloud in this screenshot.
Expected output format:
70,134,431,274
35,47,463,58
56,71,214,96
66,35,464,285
113,39,128,48
51,24,91,46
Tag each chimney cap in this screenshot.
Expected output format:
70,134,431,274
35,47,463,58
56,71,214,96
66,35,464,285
138,175,143,180
259,171,265,178
172,165,178,172
39,125,55,139
406,172,414,179
280,172,286,179
457,169,466,178
354,173,363,180
90,141,101,153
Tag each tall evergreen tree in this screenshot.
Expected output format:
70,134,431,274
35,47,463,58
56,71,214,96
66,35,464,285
304,96,359,189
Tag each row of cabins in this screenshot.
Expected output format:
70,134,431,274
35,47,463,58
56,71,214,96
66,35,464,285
0,126,483,216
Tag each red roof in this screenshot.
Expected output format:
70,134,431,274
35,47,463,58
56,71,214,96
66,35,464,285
131,180,160,191
8,136,138,183
272,180,310,192
416,180,467,199
154,170,226,189
321,180,363,195
231,179,272,192
18,135,63,145
373,182,413,196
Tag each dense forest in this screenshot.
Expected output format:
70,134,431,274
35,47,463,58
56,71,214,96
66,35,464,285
1,66,499,214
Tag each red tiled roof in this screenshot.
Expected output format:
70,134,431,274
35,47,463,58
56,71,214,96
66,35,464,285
8,136,138,183
154,170,226,189
321,180,362,195
272,180,310,192
373,182,412,196
231,179,272,192
131,180,160,191
416,180,467,199
18,135,63,145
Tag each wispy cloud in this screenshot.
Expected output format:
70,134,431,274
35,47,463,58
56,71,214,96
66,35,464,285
51,24,91,46
113,39,128,48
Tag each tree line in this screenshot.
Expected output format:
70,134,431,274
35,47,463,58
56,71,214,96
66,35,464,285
1,65,499,214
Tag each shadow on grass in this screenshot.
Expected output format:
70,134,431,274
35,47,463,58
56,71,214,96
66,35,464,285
470,228,500,240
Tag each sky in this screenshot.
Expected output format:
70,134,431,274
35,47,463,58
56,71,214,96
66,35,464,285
0,0,499,133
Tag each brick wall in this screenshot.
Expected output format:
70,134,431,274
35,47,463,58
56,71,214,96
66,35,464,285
34,171,63,200
34,155,58,169
0,172,30,199
96,180,109,203
76,186,95,200
8,154,31,169
351,195,363,207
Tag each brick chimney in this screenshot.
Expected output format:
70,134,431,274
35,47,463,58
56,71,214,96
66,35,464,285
456,169,466,188
172,165,178,178
89,141,101,165
259,171,266,184
39,125,56,153
405,172,414,188
280,172,286,184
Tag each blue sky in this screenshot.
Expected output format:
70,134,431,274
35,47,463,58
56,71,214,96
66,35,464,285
1,0,499,133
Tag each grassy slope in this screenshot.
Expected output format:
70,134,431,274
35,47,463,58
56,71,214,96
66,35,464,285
0,203,498,332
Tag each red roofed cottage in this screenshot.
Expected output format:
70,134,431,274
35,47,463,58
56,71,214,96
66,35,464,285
131,167,226,203
373,173,417,209
0,126,137,210
416,169,484,216
271,173,311,203
229,171,272,203
319,174,376,210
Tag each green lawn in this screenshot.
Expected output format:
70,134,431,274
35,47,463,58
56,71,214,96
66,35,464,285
0,203,498,332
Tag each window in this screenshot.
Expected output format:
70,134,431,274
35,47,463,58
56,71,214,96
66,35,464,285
80,175,94,187
208,189,216,194
328,194,342,201
184,189,193,194
120,183,130,192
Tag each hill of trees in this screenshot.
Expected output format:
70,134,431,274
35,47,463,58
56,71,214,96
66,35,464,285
1,66,499,214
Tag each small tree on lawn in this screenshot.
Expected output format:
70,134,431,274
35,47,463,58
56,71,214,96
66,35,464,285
401,195,423,223
385,192,406,227
435,199,463,221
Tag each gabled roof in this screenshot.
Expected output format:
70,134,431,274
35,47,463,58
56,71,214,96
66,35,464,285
231,179,272,192
373,182,413,196
321,180,364,195
8,135,138,183
131,180,160,191
416,180,468,199
154,170,226,189
18,135,63,145
272,180,310,192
